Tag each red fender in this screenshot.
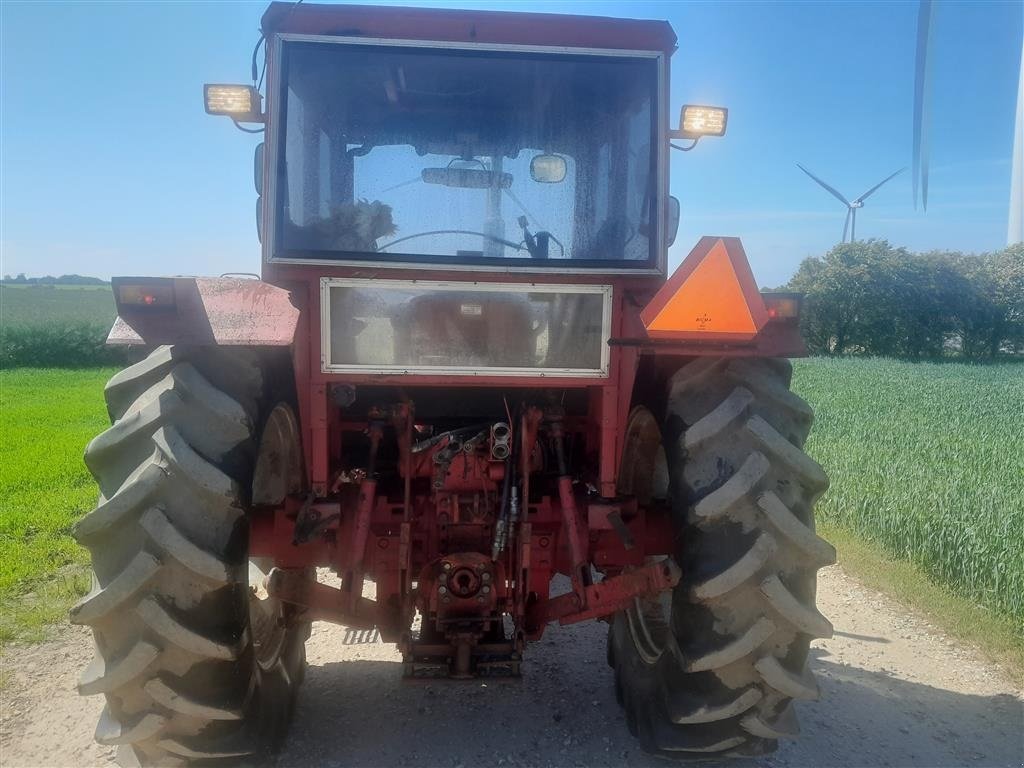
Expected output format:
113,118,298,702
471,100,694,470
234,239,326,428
107,276,299,347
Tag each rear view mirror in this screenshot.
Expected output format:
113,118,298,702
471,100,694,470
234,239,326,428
254,142,264,196
422,167,512,189
530,154,567,183
667,196,680,246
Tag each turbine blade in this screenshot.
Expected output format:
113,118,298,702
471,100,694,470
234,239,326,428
856,168,907,203
843,209,851,243
851,208,857,241
922,141,930,210
913,0,934,210
797,163,851,206
1009,36,1024,244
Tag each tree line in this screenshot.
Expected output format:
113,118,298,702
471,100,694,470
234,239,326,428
784,240,1023,360
2,273,108,286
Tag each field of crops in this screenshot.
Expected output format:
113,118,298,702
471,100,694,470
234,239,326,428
0,284,115,326
0,284,131,368
0,367,115,640
793,358,1024,627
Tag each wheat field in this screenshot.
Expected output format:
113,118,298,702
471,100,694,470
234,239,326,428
794,357,1024,628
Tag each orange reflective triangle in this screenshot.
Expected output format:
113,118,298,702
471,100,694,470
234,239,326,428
641,237,768,340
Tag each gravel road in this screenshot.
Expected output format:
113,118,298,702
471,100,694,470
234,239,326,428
2,565,1021,768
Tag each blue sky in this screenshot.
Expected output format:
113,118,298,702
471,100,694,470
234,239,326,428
1,0,1021,288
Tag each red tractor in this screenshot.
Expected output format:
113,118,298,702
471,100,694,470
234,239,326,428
72,3,834,764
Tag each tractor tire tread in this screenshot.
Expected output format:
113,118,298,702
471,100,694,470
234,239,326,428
95,706,168,746
70,552,161,626
757,491,836,566
78,642,161,696
143,676,248,721
759,575,833,639
74,345,303,767
690,534,775,601
611,356,831,758
139,507,234,584
754,655,821,701
692,452,770,520
665,687,763,725
740,704,801,740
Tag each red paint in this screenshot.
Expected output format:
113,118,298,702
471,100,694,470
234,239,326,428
107,277,300,346
556,476,589,601
526,558,679,628
345,478,377,611
260,2,677,55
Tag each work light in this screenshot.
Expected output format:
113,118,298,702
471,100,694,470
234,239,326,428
675,105,728,139
204,84,263,121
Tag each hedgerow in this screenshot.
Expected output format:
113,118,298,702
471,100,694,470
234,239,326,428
0,322,138,368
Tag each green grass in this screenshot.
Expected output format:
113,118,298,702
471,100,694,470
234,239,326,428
792,358,1024,630
819,521,1023,684
0,367,116,642
0,283,115,326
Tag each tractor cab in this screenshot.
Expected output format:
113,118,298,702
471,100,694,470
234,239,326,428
257,4,675,272
202,3,730,276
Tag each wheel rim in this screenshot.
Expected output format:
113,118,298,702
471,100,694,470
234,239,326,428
249,403,306,670
625,560,674,664
249,557,287,669
619,407,672,665
618,407,669,505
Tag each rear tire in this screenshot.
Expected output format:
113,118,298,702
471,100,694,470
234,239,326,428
72,345,307,766
610,357,835,758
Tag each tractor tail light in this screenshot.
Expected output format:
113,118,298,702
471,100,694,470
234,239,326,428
114,279,176,310
762,292,802,320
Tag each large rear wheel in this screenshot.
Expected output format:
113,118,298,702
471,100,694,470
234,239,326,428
609,357,835,758
72,346,308,766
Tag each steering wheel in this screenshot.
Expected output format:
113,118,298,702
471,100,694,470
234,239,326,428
378,230,525,253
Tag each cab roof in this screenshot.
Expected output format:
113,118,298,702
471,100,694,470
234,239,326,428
261,2,677,55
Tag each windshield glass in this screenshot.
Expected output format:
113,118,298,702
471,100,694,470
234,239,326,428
275,42,659,268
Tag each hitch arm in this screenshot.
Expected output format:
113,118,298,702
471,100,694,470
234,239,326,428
527,559,680,628
266,567,377,628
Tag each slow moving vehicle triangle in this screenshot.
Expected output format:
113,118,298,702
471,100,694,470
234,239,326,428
641,236,769,340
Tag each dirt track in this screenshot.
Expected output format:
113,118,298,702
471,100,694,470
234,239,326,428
2,565,1022,768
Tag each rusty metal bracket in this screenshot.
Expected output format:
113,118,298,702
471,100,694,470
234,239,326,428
292,491,338,544
527,558,680,628
606,510,635,550
266,567,376,628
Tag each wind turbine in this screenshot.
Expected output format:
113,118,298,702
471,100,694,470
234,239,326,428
797,164,905,243
1007,34,1022,244
913,1,1022,243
